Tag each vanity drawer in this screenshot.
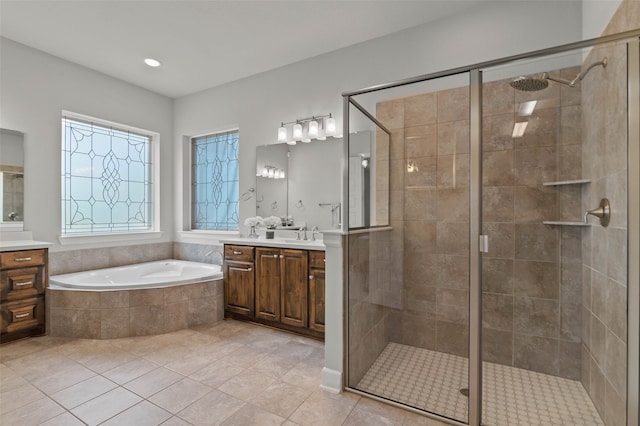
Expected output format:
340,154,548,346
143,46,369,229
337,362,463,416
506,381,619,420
0,249,46,269
309,251,326,269
1,267,45,301
1,296,44,335
224,245,255,262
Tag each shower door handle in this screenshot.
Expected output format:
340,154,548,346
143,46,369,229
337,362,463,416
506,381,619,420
479,235,489,253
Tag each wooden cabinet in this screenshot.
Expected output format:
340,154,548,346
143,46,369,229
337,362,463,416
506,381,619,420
224,245,255,318
1,249,48,343
308,251,325,333
223,243,324,338
255,247,281,322
280,249,308,328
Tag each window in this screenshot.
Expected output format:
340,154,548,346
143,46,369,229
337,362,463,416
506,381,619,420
61,113,156,235
191,130,239,231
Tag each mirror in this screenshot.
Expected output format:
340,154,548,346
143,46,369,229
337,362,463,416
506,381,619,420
255,135,348,230
0,128,24,228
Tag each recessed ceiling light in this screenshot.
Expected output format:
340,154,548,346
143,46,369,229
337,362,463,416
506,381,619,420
144,58,161,67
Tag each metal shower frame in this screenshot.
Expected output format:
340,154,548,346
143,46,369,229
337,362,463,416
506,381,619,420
341,28,640,426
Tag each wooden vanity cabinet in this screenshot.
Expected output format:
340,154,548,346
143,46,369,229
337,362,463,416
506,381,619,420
223,245,255,318
279,249,308,329
0,249,48,343
223,243,324,338
255,247,281,322
308,251,326,333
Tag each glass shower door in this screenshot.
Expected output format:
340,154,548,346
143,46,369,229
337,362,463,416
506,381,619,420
345,73,472,424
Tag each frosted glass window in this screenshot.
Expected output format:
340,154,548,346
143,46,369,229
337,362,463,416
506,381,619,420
191,130,239,230
61,115,154,234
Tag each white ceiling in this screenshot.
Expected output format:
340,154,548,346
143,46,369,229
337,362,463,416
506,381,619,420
0,0,488,98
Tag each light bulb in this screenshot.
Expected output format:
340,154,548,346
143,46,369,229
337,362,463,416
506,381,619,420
293,123,303,140
308,120,319,138
268,168,275,178
277,125,287,142
261,167,268,177
325,116,336,136
279,170,285,179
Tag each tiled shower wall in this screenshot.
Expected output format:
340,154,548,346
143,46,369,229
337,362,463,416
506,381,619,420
481,70,584,380
347,229,396,385
580,1,638,424
375,65,586,379
378,87,472,359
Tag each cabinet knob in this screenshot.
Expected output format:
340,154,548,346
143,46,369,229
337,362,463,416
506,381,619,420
280,255,284,259
273,254,279,258
15,281,33,287
309,275,314,280
14,257,32,262
233,251,242,255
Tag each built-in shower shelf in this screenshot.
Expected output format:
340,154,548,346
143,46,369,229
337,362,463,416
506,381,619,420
543,179,591,186
543,221,591,227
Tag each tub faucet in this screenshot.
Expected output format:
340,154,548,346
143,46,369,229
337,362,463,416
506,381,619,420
206,249,223,265
297,226,307,241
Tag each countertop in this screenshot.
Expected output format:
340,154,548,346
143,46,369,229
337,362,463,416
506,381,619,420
220,237,325,251
0,240,53,252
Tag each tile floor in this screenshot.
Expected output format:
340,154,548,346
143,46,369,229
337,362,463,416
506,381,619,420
357,343,604,426
0,320,447,426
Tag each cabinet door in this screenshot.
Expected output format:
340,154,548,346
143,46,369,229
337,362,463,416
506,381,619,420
224,261,254,317
280,249,308,328
309,267,325,333
255,248,281,322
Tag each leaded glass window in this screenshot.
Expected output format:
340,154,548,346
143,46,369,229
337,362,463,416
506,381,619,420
62,115,154,234
191,130,239,230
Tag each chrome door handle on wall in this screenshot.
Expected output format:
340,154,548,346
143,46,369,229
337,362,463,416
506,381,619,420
584,198,610,227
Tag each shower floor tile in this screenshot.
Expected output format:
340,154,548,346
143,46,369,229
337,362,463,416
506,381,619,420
356,342,603,426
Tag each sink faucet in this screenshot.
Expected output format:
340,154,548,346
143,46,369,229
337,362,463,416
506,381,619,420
297,226,307,241
311,225,320,241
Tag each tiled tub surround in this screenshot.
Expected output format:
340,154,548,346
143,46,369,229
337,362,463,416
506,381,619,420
47,242,227,340
49,242,175,276
48,279,224,339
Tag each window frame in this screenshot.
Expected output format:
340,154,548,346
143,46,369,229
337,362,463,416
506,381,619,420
188,128,240,233
59,110,161,245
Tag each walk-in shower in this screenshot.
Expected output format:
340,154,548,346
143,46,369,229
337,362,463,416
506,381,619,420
343,30,639,426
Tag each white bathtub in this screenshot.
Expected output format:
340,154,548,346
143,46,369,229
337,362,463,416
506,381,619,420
50,259,222,290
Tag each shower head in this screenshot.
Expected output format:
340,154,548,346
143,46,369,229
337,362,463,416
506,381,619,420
510,57,608,92
510,75,549,92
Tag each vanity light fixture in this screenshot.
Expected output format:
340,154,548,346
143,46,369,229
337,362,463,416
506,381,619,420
276,114,336,143
257,165,285,179
308,119,319,137
144,58,162,67
292,122,303,140
325,114,337,136
277,124,287,142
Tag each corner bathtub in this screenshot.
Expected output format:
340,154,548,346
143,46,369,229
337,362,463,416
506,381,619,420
48,260,224,339
50,260,222,290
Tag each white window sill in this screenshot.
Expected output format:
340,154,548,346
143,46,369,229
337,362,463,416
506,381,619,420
58,231,164,246
176,230,240,245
